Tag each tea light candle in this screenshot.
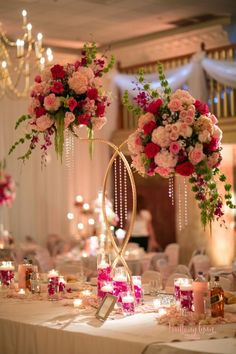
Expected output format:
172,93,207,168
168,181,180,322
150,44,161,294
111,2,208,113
113,274,127,282
48,269,59,278
158,308,167,316
98,260,110,269
0,261,14,270
122,294,135,304
101,284,113,293
18,288,25,295
81,290,92,296
153,299,161,309
73,299,82,308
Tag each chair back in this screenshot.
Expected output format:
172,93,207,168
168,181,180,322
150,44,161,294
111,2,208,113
165,272,191,289
174,264,191,277
34,248,54,273
192,254,210,278
141,270,161,284
164,243,179,267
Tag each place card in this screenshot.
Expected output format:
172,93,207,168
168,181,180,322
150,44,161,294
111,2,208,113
95,294,117,321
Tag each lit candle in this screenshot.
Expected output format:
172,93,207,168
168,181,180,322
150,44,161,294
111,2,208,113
122,294,134,303
37,33,43,50
113,273,127,282
0,261,14,271
16,39,21,57
101,284,113,293
81,290,92,296
18,288,25,295
83,203,90,211
22,9,27,26
1,61,7,69
39,57,45,71
153,299,161,309
75,195,83,204
48,269,59,278
26,23,32,41
98,260,109,269
158,308,167,316
73,298,82,308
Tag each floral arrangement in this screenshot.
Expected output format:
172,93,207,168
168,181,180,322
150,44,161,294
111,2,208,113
9,43,115,163
0,161,16,207
124,64,235,228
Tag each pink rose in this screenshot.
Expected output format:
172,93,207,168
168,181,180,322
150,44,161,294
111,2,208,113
177,122,192,138
64,112,75,129
31,83,44,95
127,131,144,154
208,137,220,152
35,114,54,131
170,141,181,154
44,93,60,111
91,116,107,130
138,112,155,129
212,126,222,140
194,99,209,115
209,114,218,125
168,98,183,112
188,145,205,165
207,152,221,168
184,115,194,125
179,110,188,121
155,166,173,178
169,131,179,141
68,72,88,94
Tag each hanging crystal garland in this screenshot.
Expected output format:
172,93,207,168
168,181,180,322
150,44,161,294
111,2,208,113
178,180,182,231
183,177,188,226
118,156,123,228
123,163,128,222
114,157,118,218
168,176,175,206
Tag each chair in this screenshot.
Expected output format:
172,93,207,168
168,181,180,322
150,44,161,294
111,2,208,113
155,258,171,286
149,253,168,271
34,248,54,273
164,243,179,268
141,270,162,284
191,254,210,278
174,264,191,277
219,276,232,291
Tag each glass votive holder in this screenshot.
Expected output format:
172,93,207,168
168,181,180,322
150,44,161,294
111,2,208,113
0,261,15,287
174,278,186,301
179,279,193,312
59,276,66,293
47,270,59,301
100,281,113,299
121,291,135,316
30,272,41,294
97,252,112,300
149,278,162,296
113,267,128,303
132,276,142,304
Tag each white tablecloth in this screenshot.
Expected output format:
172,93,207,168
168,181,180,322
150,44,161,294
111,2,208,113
0,297,236,354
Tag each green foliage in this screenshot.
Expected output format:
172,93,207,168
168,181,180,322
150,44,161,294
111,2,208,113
15,114,30,129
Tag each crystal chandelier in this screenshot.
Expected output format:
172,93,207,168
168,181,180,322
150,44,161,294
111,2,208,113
0,10,53,99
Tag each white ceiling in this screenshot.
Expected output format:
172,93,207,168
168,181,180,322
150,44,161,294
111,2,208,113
0,0,235,52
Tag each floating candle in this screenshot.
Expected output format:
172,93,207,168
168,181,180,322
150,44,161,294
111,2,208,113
48,269,59,278
73,299,82,308
153,299,161,309
18,289,25,295
0,261,14,270
101,284,113,293
81,290,92,296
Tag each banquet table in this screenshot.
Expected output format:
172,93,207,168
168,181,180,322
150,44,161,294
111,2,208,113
0,296,236,354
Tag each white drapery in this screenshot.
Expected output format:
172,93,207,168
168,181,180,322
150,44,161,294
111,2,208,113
113,51,236,101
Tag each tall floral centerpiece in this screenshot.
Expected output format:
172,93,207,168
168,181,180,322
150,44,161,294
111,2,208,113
9,43,115,163
125,65,235,228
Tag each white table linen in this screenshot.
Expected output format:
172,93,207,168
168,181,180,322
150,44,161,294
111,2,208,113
0,298,236,354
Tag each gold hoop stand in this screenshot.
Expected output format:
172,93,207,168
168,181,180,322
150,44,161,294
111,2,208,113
79,138,137,284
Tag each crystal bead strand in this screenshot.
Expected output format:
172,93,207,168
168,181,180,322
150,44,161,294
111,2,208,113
123,163,128,221
184,177,188,226
168,176,175,206
114,157,118,218
178,180,182,231
119,156,123,228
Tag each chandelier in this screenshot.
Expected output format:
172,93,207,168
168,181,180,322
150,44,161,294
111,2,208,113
0,10,53,99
